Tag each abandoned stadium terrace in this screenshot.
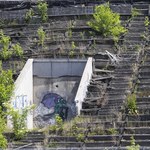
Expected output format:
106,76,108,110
1,0,150,149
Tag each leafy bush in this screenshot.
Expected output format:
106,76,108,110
87,3,126,40
76,133,84,142
37,0,48,22
144,16,150,27
0,67,14,107
0,31,12,60
131,8,140,18
127,136,140,150
25,8,34,23
11,43,23,57
0,107,7,149
37,26,46,47
127,94,138,115
107,128,118,135
0,133,7,149
0,30,23,60
6,104,35,140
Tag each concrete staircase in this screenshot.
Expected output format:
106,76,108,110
45,3,150,150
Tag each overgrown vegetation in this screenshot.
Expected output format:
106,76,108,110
131,8,140,18
127,94,138,115
87,3,126,40
37,26,46,47
25,8,34,23
37,0,48,22
49,114,63,135
127,136,140,150
0,62,14,149
0,30,23,60
0,62,14,107
0,107,7,149
144,16,150,27
11,43,23,58
5,104,35,140
69,41,76,57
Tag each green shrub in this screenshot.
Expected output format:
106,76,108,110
0,108,7,149
0,133,7,149
0,31,12,60
87,3,126,40
0,68,14,107
11,43,23,57
127,136,140,150
76,133,84,142
6,104,35,140
0,30,23,60
107,128,118,135
37,26,46,47
131,8,140,18
25,8,34,23
37,0,48,22
49,115,63,135
127,94,138,115
144,16,150,27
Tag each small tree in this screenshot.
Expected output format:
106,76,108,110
37,0,48,22
0,30,23,60
87,3,126,40
0,30,12,60
0,63,14,149
0,63,14,107
37,26,46,47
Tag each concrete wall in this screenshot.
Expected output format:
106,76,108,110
33,59,86,77
75,57,93,115
11,59,33,129
33,59,87,128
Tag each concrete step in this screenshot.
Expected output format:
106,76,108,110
110,83,129,88
138,82,150,87
133,4,149,9
124,36,143,41
125,121,150,127
137,86,150,91
132,16,145,21
121,139,150,146
137,97,150,103
80,114,118,121
107,88,130,95
82,100,124,109
48,135,119,142
128,25,146,31
47,141,117,148
124,127,150,134
135,8,149,15
127,114,150,121
9,142,43,150
124,40,144,46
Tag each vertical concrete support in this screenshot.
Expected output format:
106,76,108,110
11,59,33,129
75,57,93,115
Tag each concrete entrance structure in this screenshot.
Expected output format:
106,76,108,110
10,58,93,129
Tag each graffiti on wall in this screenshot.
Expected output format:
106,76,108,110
12,95,29,109
34,93,68,128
